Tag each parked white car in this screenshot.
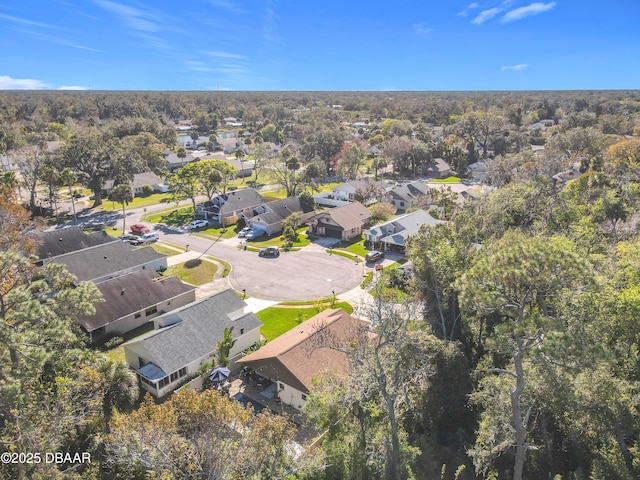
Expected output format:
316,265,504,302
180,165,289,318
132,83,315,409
238,227,252,238
189,220,209,229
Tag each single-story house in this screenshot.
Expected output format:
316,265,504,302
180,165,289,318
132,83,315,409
307,201,371,241
388,180,431,211
242,196,316,236
331,178,390,205
34,226,116,266
197,188,265,226
103,171,169,196
364,209,444,253
195,153,253,178
123,289,262,398
238,308,368,411
75,270,197,343
552,166,582,184
416,158,453,179
50,241,168,284
164,151,198,171
466,159,491,182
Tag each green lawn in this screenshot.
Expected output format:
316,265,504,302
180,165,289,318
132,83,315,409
151,242,182,256
334,235,368,257
257,301,353,341
163,259,217,285
427,176,462,184
248,227,311,248
144,206,194,225
144,206,237,239
100,192,175,211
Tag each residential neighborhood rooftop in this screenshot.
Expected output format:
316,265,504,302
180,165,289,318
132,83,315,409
75,270,196,333
239,308,368,393
125,289,262,378
34,226,117,263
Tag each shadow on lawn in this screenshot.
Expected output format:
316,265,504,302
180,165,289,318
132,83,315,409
185,259,203,268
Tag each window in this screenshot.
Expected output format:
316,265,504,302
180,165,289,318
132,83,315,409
400,201,405,207
159,376,170,388
279,383,285,391
170,367,188,383
135,312,141,319
138,357,147,368
240,328,244,335
145,306,158,316
301,394,307,401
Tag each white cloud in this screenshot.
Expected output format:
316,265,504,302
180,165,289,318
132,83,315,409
413,22,432,34
501,64,529,71
93,0,160,32
203,51,247,60
0,76,51,90
471,8,502,25
59,85,89,90
502,2,556,23
207,0,247,15
457,2,480,17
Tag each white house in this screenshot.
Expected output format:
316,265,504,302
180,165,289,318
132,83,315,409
123,289,262,398
388,180,431,211
331,178,390,205
364,209,444,253
75,270,197,344
238,308,368,411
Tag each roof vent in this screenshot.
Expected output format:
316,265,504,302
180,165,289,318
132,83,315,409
121,289,125,295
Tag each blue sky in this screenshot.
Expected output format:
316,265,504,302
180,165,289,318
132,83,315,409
0,0,638,91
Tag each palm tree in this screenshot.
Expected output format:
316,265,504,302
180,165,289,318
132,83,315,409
235,148,246,183
95,358,139,434
59,167,78,220
177,147,187,167
0,171,19,197
216,327,236,367
108,182,134,235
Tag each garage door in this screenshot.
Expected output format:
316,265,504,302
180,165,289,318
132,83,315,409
325,227,343,239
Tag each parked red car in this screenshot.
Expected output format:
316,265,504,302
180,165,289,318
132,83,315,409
130,223,150,235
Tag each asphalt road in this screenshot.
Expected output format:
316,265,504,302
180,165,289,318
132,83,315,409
160,230,365,301
50,197,367,302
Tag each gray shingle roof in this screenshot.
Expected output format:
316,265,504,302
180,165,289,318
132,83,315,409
248,196,315,226
75,270,196,332
389,180,430,203
50,242,166,283
218,188,264,215
35,226,116,262
130,289,262,374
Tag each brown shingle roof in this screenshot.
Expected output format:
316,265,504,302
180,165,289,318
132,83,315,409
238,309,368,393
308,201,371,231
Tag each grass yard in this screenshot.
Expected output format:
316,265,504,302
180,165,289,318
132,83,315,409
163,258,217,285
104,346,126,364
151,242,182,256
334,235,368,257
100,192,175,211
248,227,311,248
257,301,353,341
144,206,194,225
144,206,238,240
427,176,462,184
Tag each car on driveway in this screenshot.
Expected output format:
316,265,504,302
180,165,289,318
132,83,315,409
245,229,264,240
119,233,138,242
238,227,252,238
189,219,209,229
259,246,280,257
365,250,385,263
